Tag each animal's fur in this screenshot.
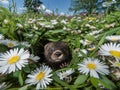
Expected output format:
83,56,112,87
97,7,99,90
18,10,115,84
44,42,71,68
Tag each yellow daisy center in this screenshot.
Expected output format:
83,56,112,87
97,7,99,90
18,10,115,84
8,42,14,47
109,50,120,58
89,47,95,51
8,55,20,64
87,63,96,70
114,62,120,67
36,72,45,80
111,38,117,41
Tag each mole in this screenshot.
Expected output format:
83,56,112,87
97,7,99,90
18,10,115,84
44,41,71,69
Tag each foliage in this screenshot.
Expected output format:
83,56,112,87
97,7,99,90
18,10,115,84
24,0,43,13
69,0,120,14
0,6,120,90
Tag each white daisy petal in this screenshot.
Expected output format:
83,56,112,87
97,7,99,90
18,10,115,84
57,68,74,80
106,35,120,42
25,65,53,89
78,58,109,78
99,43,120,58
0,48,30,74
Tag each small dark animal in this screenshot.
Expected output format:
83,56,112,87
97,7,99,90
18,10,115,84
44,42,71,68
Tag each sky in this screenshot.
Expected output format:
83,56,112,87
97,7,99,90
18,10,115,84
0,0,72,14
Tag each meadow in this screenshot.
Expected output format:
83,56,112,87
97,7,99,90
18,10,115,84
0,6,120,90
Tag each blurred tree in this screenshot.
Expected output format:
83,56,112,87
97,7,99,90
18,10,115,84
24,0,43,13
69,0,120,14
69,0,98,14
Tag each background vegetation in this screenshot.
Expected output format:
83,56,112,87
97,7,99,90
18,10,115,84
0,0,120,89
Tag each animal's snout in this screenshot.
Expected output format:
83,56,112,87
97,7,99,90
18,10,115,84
54,50,63,57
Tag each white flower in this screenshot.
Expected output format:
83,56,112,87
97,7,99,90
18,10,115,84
78,49,87,57
33,25,38,30
0,39,18,48
85,24,91,27
3,19,8,24
19,41,31,47
99,43,120,58
61,20,67,24
109,59,120,68
25,65,52,89
0,48,30,74
57,68,74,80
80,39,92,46
29,54,40,62
89,25,96,30
0,34,4,39
16,23,23,28
105,36,120,42
27,18,36,24
102,2,111,7
87,46,96,51
51,20,58,25
88,29,103,36
78,58,109,78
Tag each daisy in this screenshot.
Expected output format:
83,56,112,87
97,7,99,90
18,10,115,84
61,19,67,24
3,19,8,24
0,34,4,39
57,68,74,80
25,65,53,89
105,35,120,42
27,18,36,24
0,39,18,48
16,23,23,28
109,59,120,68
33,25,38,30
99,43,120,58
78,49,88,57
88,29,103,36
19,41,31,47
87,46,96,51
78,58,109,78
29,54,40,62
80,39,92,46
51,20,58,25
0,48,30,74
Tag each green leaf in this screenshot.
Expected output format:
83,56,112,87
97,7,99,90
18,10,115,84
89,33,106,57
13,71,24,86
18,85,29,90
46,29,67,34
19,71,24,86
74,75,88,85
0,44,8,52
52,74,76,90
7,88,19,90
48,38,60,42
23,65,31,73
84,35,95,41
13,71,20,77
99,75,117,90
90,77,99,88
84,86,92,90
